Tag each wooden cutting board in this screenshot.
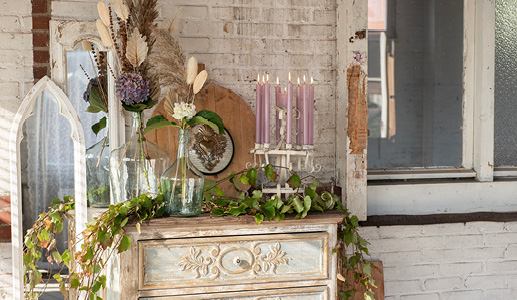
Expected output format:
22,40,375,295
146,82,255,190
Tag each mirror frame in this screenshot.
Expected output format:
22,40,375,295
9,76,87,300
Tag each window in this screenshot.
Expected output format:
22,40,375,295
365,0,517,216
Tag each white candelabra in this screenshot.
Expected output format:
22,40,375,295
249,106,321,198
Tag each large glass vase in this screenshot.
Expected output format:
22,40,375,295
86,136,110,207
161,128,205,217
109,112,170,203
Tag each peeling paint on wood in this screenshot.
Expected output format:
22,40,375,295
346,65,368,155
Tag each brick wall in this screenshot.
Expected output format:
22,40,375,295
52,0,338,182
360,222,517,299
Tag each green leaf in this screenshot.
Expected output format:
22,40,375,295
87,85,107,113
280,205,291,214
121,97,154,113
50,211,62,222
92,281,102,293
350,215,359,228
292,196,304,213
24,236,34,249
243,197,259,208
52,251,62,264
286,173,300,190
214,187,224,196
91,116,107,135
229,175,242,192
259,204,276,221
117,235,131,253
300,195,311,218
120,217,129,227
51,198,61,206
99,275,107,288
194,110,224,133
361,262,372,277
70,273,81,288
143,115,178,135
251,190,263,199
228,204,247,216
310,178,319,190
264,164,278,182
246,168,258,187
239,173,250,185
255,213,264,225
187,116,220,133
61,249,72,262
305,186,316,199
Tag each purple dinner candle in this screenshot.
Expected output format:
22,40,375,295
296,77,302,145
264,74,271,146
309,77,314,145
302,75,309,145
275,77,281,141
287,72,293,145
255,74,262,145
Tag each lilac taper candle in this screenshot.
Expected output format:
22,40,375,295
296,77,302,145
255,74,262,145
264,74,271,146
275,77,281,141
302,75,309,145
287,72,293,146
308,77,314,145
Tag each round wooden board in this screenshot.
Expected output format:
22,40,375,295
147,83,255,194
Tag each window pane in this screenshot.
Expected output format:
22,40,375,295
367,0,463,169
494,0,517,167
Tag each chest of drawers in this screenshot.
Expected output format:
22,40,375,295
115,213,343,299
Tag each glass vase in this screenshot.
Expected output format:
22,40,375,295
161,128,205,217
109,112,170,203
86,136,110,207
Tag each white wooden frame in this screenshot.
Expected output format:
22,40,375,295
50,20,125,151
366,0,517,216
9,76,87,300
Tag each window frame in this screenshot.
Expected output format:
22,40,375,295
364,0,517,217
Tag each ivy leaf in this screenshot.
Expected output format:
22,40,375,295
291,196,304,213
243,197,259,208
239,173,250,185
229,175,242,192
361,262,372,277
228,204,247,216
286,173,300,190
251,190,263,199
99,275,107,288
259,203,276,221
264,164,278,183
214,187,224,196
143,115,178,135
300,195,312,218
70,273,81,288
350,215,359,228
92,280,102,293
117,235,131,253
246,168,258,187
91,116,107,136
255,213,264,225
61,249,72,262
193,110,224,133
52,251,62,264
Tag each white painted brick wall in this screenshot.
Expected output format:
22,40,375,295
359,221,517,300
0,0,32,297
52,0,337,182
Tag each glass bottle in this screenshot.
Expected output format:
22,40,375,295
86,135,110,207
109,112,170,203
161,128,205,217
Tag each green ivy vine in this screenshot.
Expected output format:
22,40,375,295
24,165,374,300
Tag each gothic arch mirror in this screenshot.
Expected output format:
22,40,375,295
9,76,87,300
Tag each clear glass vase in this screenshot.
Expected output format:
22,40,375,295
161,128,205,217
109,112,170,203
86,136,110,207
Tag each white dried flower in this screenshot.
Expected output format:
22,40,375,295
172,102,196,121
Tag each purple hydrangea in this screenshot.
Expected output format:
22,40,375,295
115,72,150,105
83,77,99,102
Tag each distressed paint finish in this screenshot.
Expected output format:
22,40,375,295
140,286,329,299
140,233,327,290
118,213,343,299
336,0,368,220
9,76,87,300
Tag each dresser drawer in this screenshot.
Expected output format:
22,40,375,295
139,232,329,290
139,286,329,299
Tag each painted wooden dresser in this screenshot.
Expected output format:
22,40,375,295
117,213,344,299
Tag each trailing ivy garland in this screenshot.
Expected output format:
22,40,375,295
24,165,375,300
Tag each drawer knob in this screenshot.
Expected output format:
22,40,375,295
233,257,242,266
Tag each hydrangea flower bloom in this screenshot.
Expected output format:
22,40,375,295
172,102,196,121
115,72,150,105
